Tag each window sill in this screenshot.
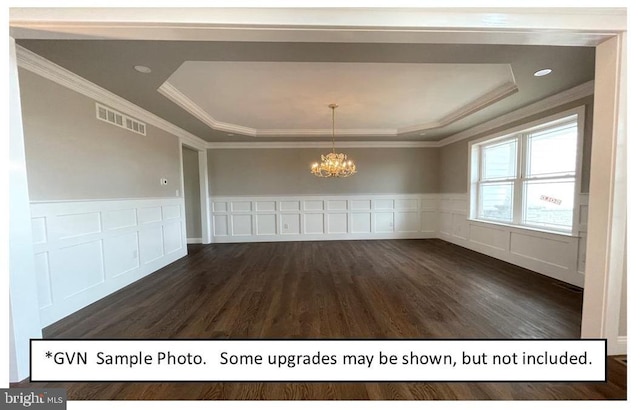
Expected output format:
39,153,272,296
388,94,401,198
467,218,579,238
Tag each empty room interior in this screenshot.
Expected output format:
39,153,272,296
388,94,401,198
8,8,627,401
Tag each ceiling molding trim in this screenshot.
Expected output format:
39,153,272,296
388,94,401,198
9,8,625,45
207,141,439,149
161,74,518,139
435,80,595,147
256,129,399,137
158,81,257,137
398,81,519,135
16,45,209,151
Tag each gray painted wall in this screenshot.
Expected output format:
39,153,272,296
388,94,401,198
182,146,202,239
440,96,594,193
208,147,440,196
18,66,593,203
18,69,181,201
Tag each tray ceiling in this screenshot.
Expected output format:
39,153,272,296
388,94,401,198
15,40,595,143
160,61,517,137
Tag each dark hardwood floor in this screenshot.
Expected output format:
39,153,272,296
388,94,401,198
19,239,626,400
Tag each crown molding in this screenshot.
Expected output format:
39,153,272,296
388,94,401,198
9,8,624,46
161,76,517,139
435,80,594,147
158,81,256,137
16,45,208,151
207,141,439,149
15,46,595,151
399,81,518,135
159,80,403,138
257,129,399,137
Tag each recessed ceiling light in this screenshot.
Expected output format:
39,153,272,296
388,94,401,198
534,68,552,77
134,65,152,74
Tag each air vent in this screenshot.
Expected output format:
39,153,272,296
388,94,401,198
96,103,146,136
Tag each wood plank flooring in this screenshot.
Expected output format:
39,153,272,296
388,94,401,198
18,239,626,400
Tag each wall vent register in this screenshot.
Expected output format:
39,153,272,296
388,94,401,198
95,102,147,136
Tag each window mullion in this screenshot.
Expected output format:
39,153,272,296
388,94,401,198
476,146,483,218
512,133,525,225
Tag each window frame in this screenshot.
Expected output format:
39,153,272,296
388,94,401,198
469,106,585,236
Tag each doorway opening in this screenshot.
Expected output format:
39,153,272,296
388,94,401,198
182,145,202,244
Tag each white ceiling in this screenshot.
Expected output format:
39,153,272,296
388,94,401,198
161,61,516,137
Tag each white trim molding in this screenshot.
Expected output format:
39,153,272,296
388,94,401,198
160,76,517,139
210,192,589,288
15,45,593,151
9,8,623,46
609,336,627,356
399,81,518,135
16,45,208,151
30,198,187,326
205,82,592,150
207,141,439,149
437,81,594,147
210,194,439,243
438,193,589,288
158,82,256,137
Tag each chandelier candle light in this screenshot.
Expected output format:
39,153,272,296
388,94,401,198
311,104,357,178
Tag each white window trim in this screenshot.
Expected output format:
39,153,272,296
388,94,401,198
468,105,586,236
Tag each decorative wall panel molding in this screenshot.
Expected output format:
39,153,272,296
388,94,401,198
30,198,187,326
211,194,439,243
438,193,589,288
211,192,588,287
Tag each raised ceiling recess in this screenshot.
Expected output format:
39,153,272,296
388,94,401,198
158,61,517,138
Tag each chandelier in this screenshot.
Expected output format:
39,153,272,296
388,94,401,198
310,104,357,178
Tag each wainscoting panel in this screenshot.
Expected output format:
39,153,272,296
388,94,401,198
30,198,187,327
210,193,588,287
139,226,164,264
281,213,301,235
33,252,52,309
439,193,588,287
102,208,137,231
103,231,139,278
304,213,325,234
211,194,440,243
257,214,277,236
213,215,229,237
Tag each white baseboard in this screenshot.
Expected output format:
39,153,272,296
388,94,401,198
608,336,627,356
30,197,187,327
187,237,203,244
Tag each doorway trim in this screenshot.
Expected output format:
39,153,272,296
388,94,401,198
180,140,211,245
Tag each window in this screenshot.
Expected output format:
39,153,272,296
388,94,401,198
470,108,583,234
